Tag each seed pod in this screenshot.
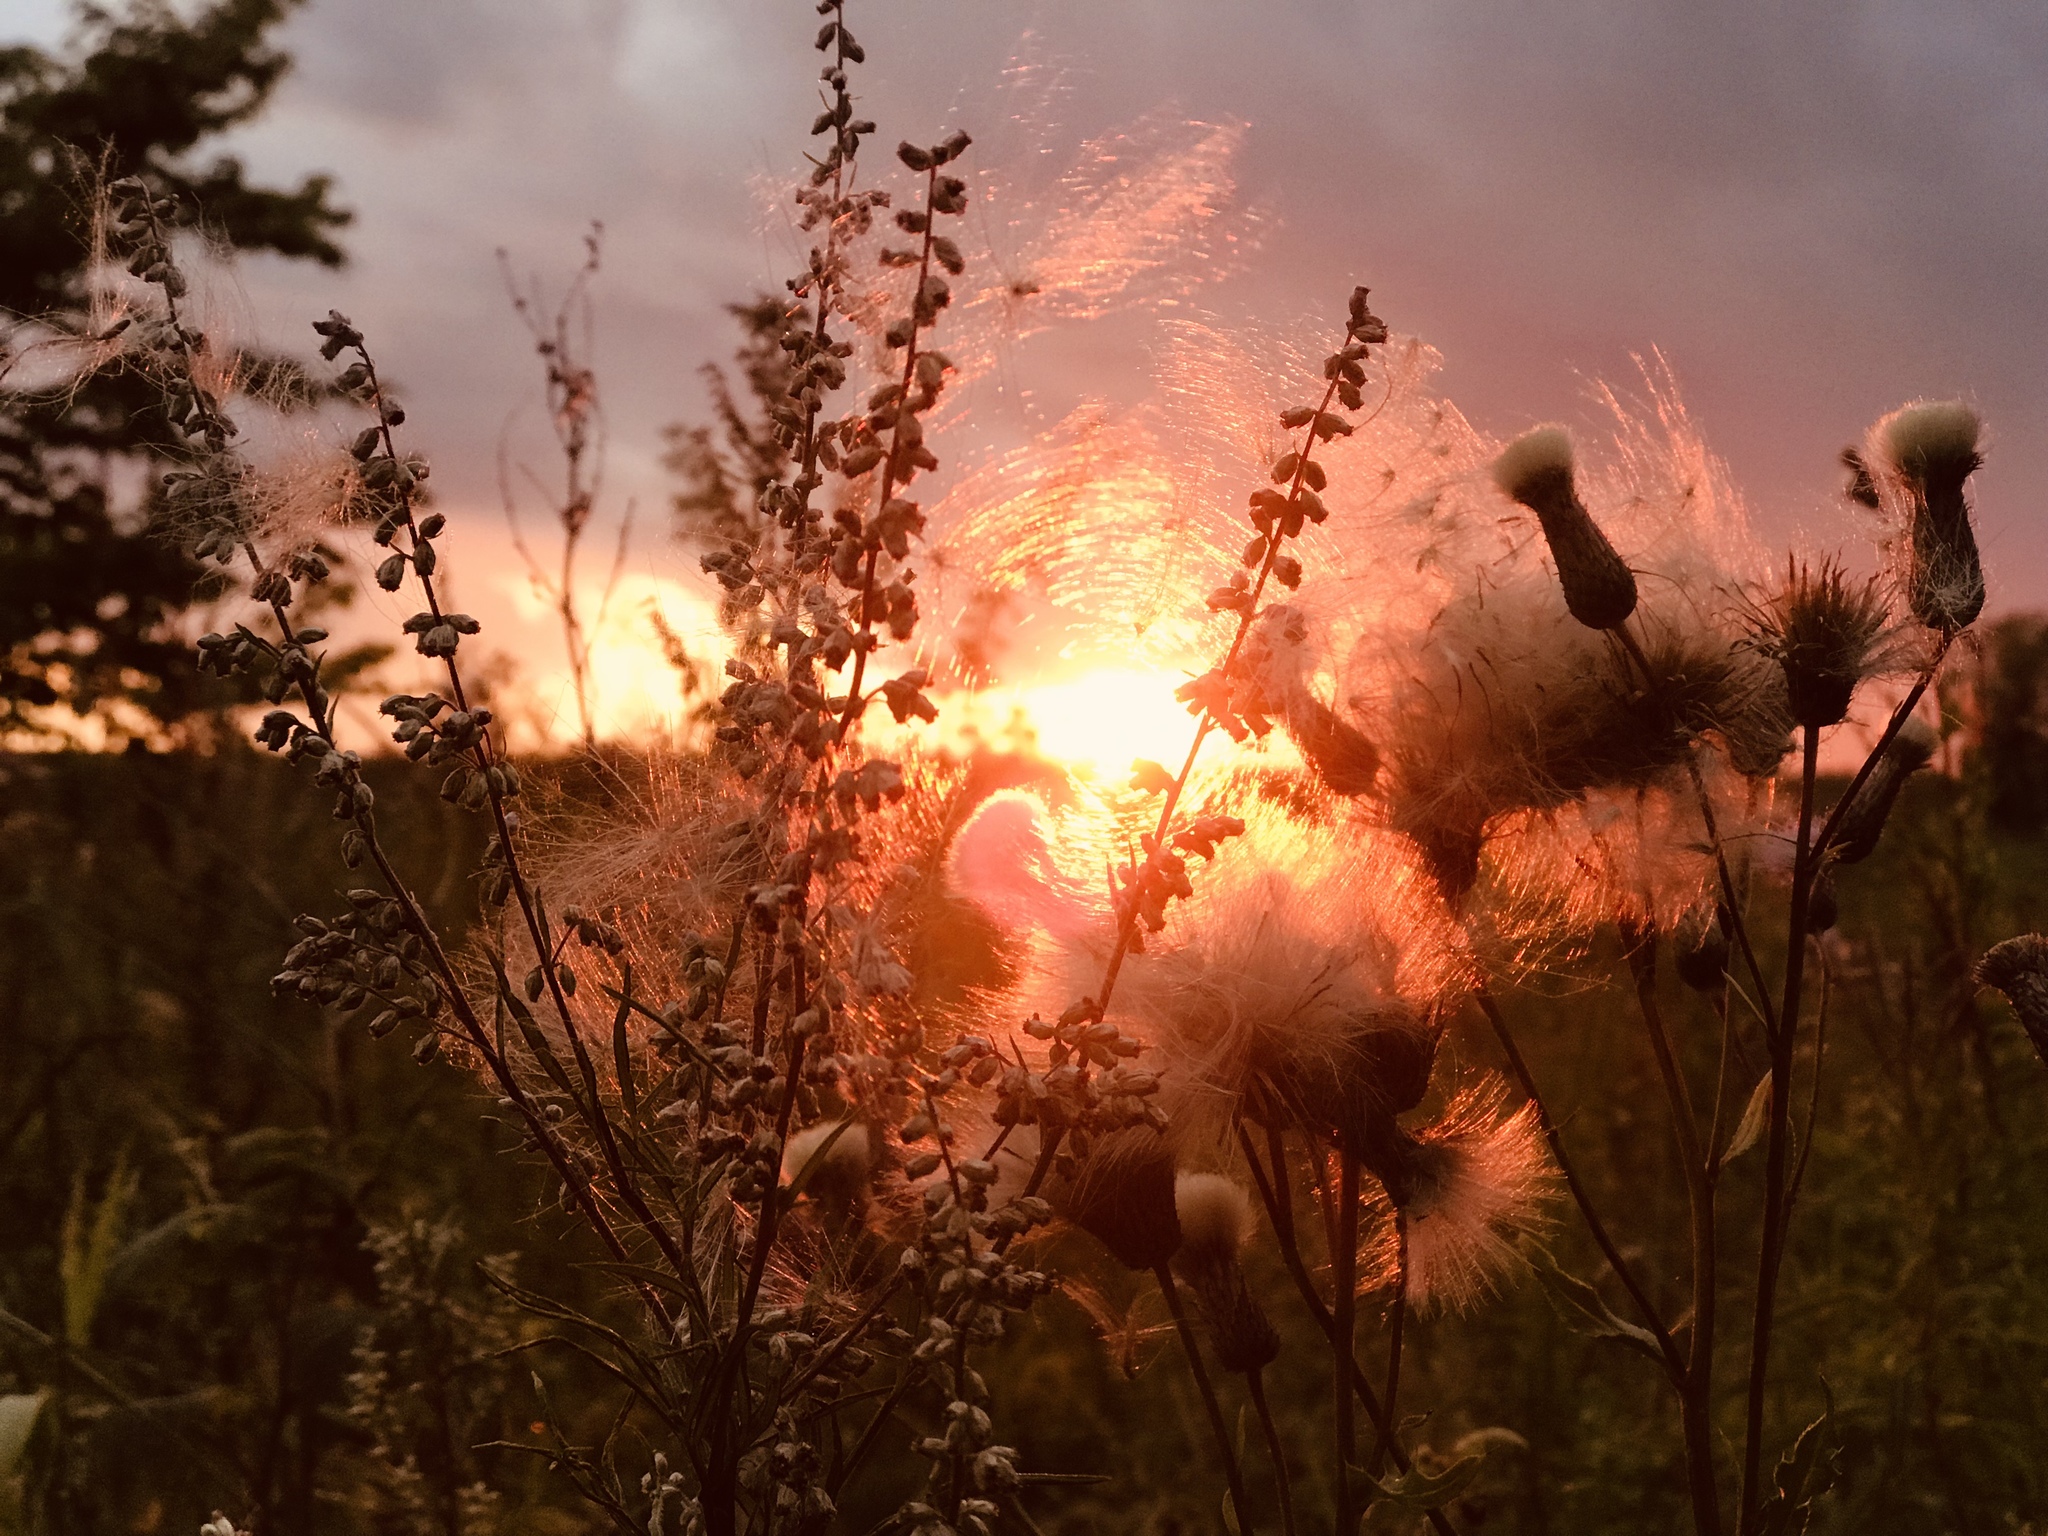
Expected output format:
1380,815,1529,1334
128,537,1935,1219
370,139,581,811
1492,426,1638,630
1060,1127,1181,1272
1831,719,1937,865
1976,933,2048,1070
1873,401,1985,633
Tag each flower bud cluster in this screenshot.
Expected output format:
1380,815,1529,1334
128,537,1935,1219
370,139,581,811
272,894,444,1060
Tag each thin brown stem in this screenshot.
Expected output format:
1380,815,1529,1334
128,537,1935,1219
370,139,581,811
1246,1369,1298,1536
1739,723,1820,1534
1474,989,1684,1381
1234,1124,1460,1536
1370,1213,1407,1480
1154,1263,1255,1536
1333,1151,1360,1536
1627,931,1723,1536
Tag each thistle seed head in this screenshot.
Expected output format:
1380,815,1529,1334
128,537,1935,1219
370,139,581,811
1493,425,1638,631
1061,1126,1182,1272
781,1120,873,1208
1240,606,1381,796
1977,934,2048,1071
1747,557,1890,730
1361,1083,1552,1314
1264,1004,1438,1152
1872,400,1985,633
1173,1173,1255,1264
1831,718,1937,865
1172,1175,1279,1373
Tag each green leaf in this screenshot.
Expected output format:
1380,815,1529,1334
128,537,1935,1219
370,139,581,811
0,1393,46,1474
1366,1452,1482,1512
1724,1074,1772,1165
1523,1242,1667,1366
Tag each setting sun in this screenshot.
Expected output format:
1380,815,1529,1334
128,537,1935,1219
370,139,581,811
992,665,1206,777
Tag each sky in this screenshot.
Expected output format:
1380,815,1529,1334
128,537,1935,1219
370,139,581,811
14,0,2048,745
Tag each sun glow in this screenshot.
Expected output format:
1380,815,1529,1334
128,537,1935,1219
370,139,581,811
987,665,1208,777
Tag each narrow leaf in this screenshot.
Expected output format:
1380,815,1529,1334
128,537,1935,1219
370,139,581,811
0,1392,46,1474
1366,1453,1482,1512
611,963,638,1121
1524,1244,1666,1365
1725,1074,1773,1165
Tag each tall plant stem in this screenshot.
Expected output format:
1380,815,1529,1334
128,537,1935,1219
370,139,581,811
1682,753,1780,1039
1154,1264,1255,1536
1627,932,1723,1536
1472,989,1684,1381
1738,723,1820,1534
1332,1151,1361,1536
1369,1215,1408,1480
1246,1369,1298,1536
1235,1124,1462,1536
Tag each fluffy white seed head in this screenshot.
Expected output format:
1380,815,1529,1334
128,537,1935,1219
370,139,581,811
1376,1083,1552,1314
1174,1173,1254,1264
1491,425,1575,503
781,1121,872,1196
1877,400,1981,478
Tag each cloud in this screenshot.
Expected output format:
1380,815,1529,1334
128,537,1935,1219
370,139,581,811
18,0,2042,678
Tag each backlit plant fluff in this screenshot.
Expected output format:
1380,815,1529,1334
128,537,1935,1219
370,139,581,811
85,6,2040,1534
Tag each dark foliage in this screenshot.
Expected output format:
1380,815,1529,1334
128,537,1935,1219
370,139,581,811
0,0,350,743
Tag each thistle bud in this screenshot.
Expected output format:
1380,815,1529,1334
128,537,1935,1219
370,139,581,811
1976,934,2048,1070
1492,426,1637,630
1750,558,1887,730
1060,1127,1181,1272
1830,719,1937,865
1873,401,1985,633
1172,1175,1280,1373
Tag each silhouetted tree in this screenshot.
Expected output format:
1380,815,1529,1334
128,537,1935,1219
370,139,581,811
0,0,349,743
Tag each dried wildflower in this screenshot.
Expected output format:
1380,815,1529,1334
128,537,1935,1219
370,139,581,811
1172,1174,1279,1373
1977,934,2048,1069
1831,718,1937,865
1492,425,1638,631
1061,1126,1182,1271
1272,1004,1439,1154
1746,557,1890,730
1871,400,1985,632
1544,630,1769,793
1359,1084,1550,1314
